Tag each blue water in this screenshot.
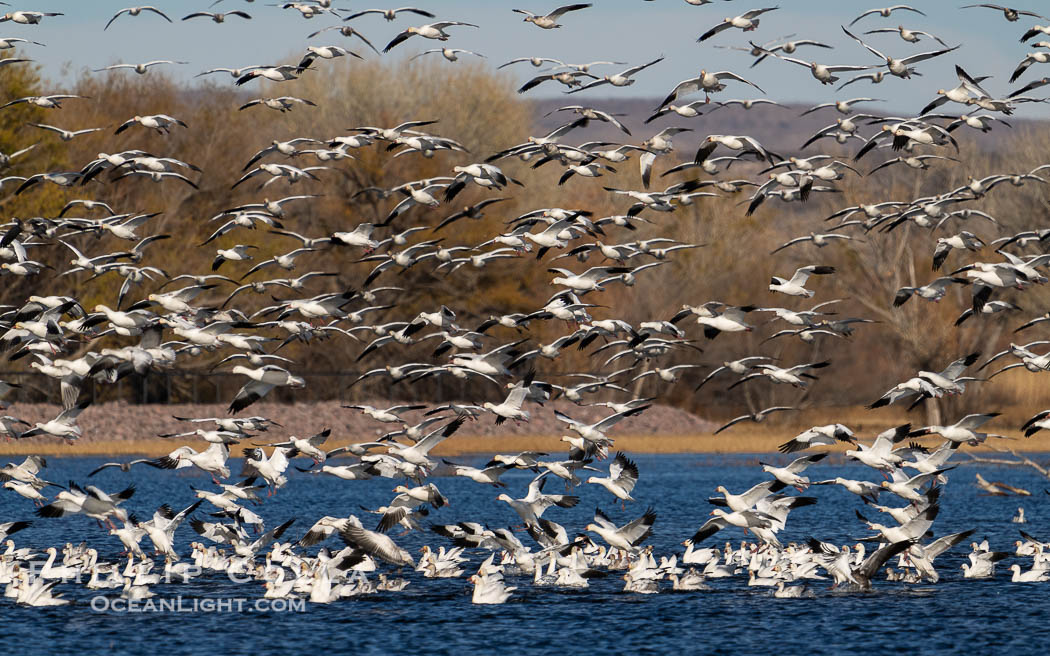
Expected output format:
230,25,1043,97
3,453,1048,656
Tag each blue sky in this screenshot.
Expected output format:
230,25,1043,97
9,1,1050,116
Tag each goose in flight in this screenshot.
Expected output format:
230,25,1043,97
105,6,172,30
0,37,44,49
1010,48,1050,82
182,11,251,22
383,21,478,52
512,4,592,29
239,96,316,112
0,11,64,24
411,48,485,62
297,46,363,71
801,97,883,116
499,56,566,69
339,516,414,567
586,506,656,552
714,406,795,434
770,232,857,254
768,265,836,296
93,60,187,75
892,276,968,306
482,384,530,425
235,65,302,85
730,361,832,389
848,5,926,26
306,25,380,53
114,113,187,135
697,7,778,42
841,27,958,78
863,25,949,46
962,3,1048,22
754,43,872,85
586,452,639,503
0,94,84,110
741,37,833,67
497,473,580,525
21,399,91,441
227,365,305,414
660,70,764,107
567,56,664,93
343,7,436,22
27,123,103,142
778,424,855,453
909,413,1005,446
690,508,777,546
518,70,597,93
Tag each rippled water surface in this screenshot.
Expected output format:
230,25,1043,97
3,454,1049,656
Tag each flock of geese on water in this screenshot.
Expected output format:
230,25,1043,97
3,0,1050,607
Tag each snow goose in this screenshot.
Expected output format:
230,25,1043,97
758,47,872,85
94,60,187,75
385,418,464,468
768,265,836,297
471,573,516,603
154,442,231,482
227,364,305,414
21,398,90,441
235,65,303,86
962,546,1011,578
27,122,103,141
568,56,663,94
1010,48,1050,82
105,6,172,29
340,516,414,567
513,4,591,29
713,406,795,434
497,473,580,525
555,404,648,443
3,480,49,505
139,500,202,557
697,7,778,42
879,467,954,502
343,7,436,21
482,384,530,425
845,425,911,470
255,428,331,465
963,3,1048,22
298,45,363,71
411,47,484,62
909,413,1004,446
1010,563,1049,582
817,538,911,589
660,71,764,107
759,453,828,490
773,581,814,598
843,26,958,78
691,509,777,546
730,361,831,390
848,5,926,26
182,11,252,23
239,96,316,112
383,21,479,52
241,446,296,494
444,459,513,486
864,25,948,46
586,452,639,504
586,506,656,552
0,11,63,25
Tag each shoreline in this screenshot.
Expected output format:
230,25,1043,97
2,431,1048,457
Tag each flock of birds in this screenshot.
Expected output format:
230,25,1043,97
2,1,1050,608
